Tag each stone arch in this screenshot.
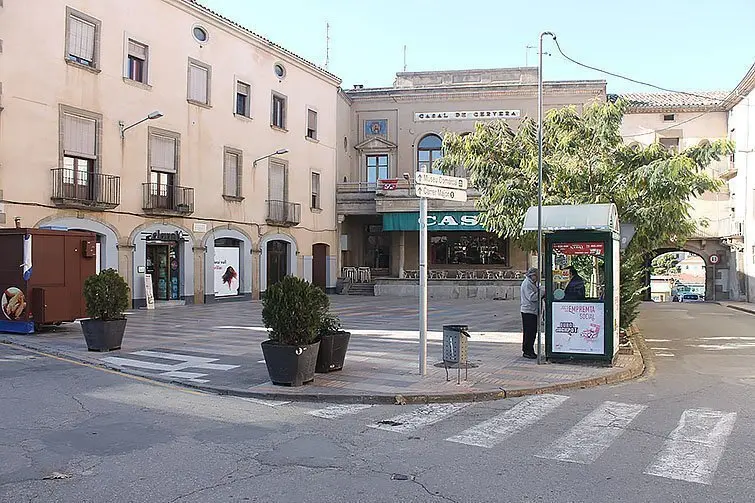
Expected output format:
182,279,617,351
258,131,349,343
647,243,728,302
129,222,195,306
35,216,120,271
259,232,298,292
202,225,254,301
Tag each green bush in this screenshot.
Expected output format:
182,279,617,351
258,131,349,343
262,276,329,345
83,269,130,321
318,313,342,338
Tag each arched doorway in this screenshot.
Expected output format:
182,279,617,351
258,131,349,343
648,250,708,302
267,240,289,289
312,243,329,290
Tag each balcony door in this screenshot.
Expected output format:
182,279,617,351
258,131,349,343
149,132,178,210
268,160,288,220
267,240,289,289
62,156,94,201
149,171,174,210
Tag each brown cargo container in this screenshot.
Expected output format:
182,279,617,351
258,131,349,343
0,228,97,334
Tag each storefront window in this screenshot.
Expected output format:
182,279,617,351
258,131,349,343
429,233,508,266
551,242,606,301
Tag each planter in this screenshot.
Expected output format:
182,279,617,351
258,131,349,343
261,340,320,386
81,318,127,351
316,331,351,373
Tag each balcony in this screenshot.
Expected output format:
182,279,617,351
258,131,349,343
266,200,301,226
142,183,194,215
51,168,121,210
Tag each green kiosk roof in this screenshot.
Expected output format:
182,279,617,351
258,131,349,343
522,204,619,234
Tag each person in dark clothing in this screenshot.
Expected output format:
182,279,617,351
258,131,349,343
564,266,586,300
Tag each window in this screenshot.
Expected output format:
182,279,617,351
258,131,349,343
193,26,209,43
223,148,243,199
187,59,211,105
272,93,286,129
659,137,680,152
366,154,389,184
274,63,286,79
61,110,98,196
148,130,178,196
268,160,287,202
307,109,318,140
65,8,100,69
418,134,443,174
311,172,321,209
235,81,251,117
663,114,675,122
126,39,148,84
430,233,509,266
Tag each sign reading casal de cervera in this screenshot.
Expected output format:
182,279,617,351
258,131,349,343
415,110,521,122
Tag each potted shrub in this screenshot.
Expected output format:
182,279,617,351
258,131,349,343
315,313,351,373
261,276,329,386
81,269,130,351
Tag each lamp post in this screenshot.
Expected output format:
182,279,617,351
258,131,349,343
253,148,289,168
119,111,163,138
537,31,555,365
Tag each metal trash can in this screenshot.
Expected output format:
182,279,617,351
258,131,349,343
442,324,470,384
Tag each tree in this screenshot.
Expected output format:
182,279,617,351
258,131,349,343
652,253,680,276
436,99,733,329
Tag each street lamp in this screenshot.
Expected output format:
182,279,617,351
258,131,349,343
119,111,163,138
537,31,555,365
253,148,289,168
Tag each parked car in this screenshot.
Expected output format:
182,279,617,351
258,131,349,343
680,293,704,303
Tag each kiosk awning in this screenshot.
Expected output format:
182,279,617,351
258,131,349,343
522,204,619,234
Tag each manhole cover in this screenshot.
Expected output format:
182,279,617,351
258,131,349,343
433,361,480,369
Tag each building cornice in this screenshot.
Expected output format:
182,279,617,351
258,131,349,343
169,0,341,86
719,61,755,110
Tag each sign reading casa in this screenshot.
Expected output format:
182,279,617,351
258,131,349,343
414,110,521,122
383,211,484,231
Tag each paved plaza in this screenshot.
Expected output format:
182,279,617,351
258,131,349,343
1,296,642,402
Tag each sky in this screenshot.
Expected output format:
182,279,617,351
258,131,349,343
201,0,755,94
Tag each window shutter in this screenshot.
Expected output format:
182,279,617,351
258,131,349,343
224,152,240,197
311,172,320,208
236,81,249,96
188,64,208,103
268,161,285,201
68,16,95,62
63,113,96,158
150,135,176,173
128,39,147,60
308,109,317,130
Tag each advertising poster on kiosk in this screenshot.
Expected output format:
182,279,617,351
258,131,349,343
214,247,240,297
552,302,605,353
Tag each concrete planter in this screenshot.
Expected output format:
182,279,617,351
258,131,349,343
81,318,127,352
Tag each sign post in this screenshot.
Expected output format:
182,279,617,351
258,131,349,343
415,171,468,375
144,273,155,310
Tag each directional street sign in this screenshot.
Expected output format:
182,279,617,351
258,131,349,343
414,172,468,190
415,184,468,202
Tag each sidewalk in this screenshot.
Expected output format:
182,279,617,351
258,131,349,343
1,297,643,404
718,301,755,316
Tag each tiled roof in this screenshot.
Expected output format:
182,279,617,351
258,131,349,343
185,1,340,84
612,91,729,111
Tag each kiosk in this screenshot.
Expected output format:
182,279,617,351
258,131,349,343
523,204,621,364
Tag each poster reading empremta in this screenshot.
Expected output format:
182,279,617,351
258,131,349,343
552,302,605,354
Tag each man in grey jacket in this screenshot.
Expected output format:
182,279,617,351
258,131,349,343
520,267,541,359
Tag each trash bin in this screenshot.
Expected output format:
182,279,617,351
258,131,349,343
442,324,470,383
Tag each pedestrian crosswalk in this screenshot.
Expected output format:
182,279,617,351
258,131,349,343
305,396,738,486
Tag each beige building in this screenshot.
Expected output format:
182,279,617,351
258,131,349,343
336,68,606,298
0,0,341,306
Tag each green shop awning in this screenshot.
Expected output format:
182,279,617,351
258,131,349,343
382,211,484,231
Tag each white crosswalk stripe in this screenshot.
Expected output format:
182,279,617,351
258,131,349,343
644,408,737,485
309,404,374,419
535,401,647,464
369,403,471,433
446,394,569,448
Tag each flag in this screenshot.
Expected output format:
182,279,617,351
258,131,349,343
22,234,32,281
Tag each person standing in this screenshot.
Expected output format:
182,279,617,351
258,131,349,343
520,267,541,359
564,266,586,301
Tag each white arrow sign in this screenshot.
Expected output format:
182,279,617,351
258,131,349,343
415,172,468,190
415,184,468,202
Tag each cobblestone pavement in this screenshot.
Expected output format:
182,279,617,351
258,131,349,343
1,296,641,402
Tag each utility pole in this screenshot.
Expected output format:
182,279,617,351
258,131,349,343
525,45,536,67
403,45,407,72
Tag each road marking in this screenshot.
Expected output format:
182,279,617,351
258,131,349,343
655,353,675,357
644,408,737,485
309,404,374,419
446,394,569,448
160,370,209,383
131,351,240,370
369,403,471,433
535,401,647,464
645,339,671,343
238,397,291,407
102,356,176,371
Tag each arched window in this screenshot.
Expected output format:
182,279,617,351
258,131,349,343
417,134,442,174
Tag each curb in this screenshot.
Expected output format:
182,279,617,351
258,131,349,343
722,304,755,316
1,337,645,405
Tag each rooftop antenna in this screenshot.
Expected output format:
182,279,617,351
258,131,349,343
525,45,536,66
325,22,330,70
403,44,407,72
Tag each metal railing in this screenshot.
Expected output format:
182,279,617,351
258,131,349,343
51,168,121,209
142,183,194,214
266,199,301,226
336,182,378,192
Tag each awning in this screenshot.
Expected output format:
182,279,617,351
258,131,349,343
522,204,619,233
382,211,485,231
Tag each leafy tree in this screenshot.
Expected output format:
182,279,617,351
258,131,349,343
652,253,681,275
437,99,732,329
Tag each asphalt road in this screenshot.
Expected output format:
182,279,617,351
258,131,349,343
1,302,753,503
